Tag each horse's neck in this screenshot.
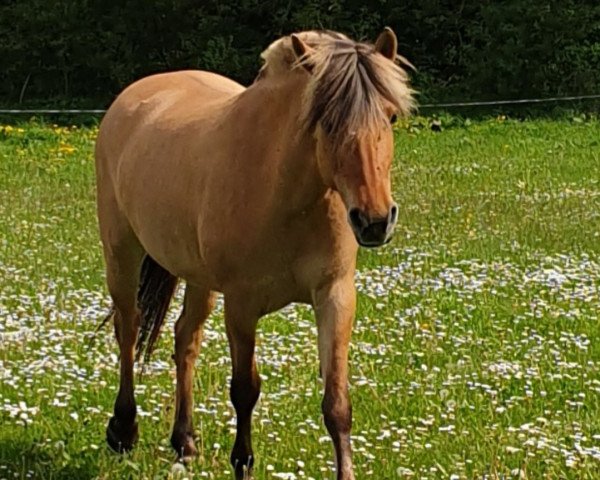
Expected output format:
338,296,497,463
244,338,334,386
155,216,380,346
233,75,327,212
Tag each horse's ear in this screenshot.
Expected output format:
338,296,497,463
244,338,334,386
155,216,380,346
375,27,398,61
291,34,314,73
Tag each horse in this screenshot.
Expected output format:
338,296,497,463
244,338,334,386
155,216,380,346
95,28,413,480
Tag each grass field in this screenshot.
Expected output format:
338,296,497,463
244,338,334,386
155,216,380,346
0,116,599,479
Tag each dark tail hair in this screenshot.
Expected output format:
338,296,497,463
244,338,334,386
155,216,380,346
135,255,178,362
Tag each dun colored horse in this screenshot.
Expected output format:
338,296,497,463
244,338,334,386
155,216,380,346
95,28,413,479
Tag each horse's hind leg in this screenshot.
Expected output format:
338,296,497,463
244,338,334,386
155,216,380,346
99,204,145,452
171,284,216,460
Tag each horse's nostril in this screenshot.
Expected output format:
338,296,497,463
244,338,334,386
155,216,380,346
389,204,398,224
348,208,367,230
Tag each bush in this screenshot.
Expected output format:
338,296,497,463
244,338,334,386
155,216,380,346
0,0,598,106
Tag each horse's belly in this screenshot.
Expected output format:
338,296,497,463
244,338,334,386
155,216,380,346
130,213,205,280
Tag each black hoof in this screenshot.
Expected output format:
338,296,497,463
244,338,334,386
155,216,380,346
106,416,138,453
171,431,198,462
231,451,254,479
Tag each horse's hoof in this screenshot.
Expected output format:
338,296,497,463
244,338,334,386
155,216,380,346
231,452,254,480
171,432,198,461
106,416,138,453
233,464,254,480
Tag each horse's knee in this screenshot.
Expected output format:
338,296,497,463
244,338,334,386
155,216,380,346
322,390,352,438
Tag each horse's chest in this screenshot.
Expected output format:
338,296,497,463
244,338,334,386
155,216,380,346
200,194,356,305
210,243,301,289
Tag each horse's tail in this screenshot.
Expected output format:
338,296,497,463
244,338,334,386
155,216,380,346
135,255,178,362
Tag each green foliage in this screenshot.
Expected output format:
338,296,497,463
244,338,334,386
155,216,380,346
0,1,599,105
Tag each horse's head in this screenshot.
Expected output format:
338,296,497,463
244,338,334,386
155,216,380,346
291,29,414,247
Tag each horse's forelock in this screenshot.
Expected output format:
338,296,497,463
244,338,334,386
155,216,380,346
302,38,415,145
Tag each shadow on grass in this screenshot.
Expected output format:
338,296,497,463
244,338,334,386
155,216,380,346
0,435,100,480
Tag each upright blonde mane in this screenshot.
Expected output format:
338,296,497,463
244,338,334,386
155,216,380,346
260,30,415,144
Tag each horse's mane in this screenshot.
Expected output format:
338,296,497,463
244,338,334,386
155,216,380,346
260,30,415,145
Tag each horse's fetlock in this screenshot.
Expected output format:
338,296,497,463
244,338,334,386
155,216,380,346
114,403,137,423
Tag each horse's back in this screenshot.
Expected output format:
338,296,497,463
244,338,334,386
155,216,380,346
106,70,244,118
96,70,244,166
96,69,245,202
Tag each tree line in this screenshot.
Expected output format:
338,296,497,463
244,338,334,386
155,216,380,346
0,0,598,106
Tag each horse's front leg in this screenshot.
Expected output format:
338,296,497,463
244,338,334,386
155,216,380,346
313,276,356,480
224,297,261,479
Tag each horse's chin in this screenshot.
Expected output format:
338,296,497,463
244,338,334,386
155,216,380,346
355,235,393,249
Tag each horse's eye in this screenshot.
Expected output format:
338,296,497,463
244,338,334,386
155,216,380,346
390,114,398,125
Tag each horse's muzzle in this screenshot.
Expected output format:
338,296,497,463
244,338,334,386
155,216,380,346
348,205,397,248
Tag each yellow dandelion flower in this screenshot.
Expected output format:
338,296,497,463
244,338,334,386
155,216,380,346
58,143,76,154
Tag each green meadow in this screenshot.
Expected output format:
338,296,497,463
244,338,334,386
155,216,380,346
0,116,599,479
